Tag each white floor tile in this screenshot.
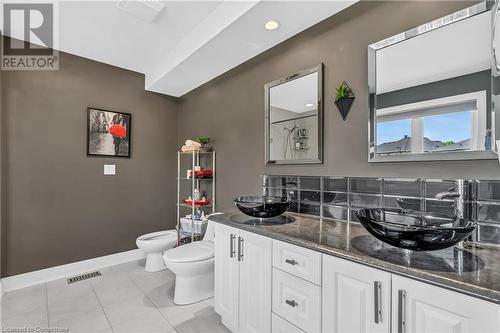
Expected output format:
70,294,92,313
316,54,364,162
102,294,156,326
50,308,110,333
112,310,174,333
1,305,48,328
2,260,222,333
1,284,47,320
92,275,144,306
130,269,175,294
92,272,135,291
48,290,102,324
47,279,93,301
144,280,176,309
158,299,213,328
175,307,230,333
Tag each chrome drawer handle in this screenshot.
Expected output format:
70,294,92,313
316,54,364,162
238,236,244,261
398,290,406,333
285,299,297,307
374,281,382,324
229,234,236,258
285,259,297,265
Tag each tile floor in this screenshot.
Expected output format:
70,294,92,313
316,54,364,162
1,259,230,333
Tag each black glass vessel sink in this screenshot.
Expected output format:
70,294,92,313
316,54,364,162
230,213,296,225
355,208,477,251
234,196,290,218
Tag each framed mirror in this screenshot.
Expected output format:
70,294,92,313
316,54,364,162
368,1,497,162
265,64,324,164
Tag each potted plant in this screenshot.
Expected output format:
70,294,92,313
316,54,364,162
195,136,212,151
334,82,355,121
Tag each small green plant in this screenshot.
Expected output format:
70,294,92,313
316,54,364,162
335,82,353,101
443,140,455,145
196,136,210,144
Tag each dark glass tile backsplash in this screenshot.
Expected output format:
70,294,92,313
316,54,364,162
323,205,348,220
265,176,284,188
476,202,500,224
299,203,320,216
323,192,348,206
350,177,381,194
478,224,500,245
424,199,456,216
476,180,500,202
384,196,421,210
384,179,422,197
300,190,321,203
262,175,500,246
350,193,381,209
425,180,457,198
300,177,321,190
288,201,299,213
324,177,348,192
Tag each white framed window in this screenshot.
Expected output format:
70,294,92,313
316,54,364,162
375,91,487,155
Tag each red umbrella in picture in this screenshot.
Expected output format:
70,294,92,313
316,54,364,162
109,124,127,138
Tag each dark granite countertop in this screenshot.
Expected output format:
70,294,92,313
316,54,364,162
210,211,500,305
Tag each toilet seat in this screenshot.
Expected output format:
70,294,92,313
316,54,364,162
137,230,177,242
136,229,177,273
163,240,214,263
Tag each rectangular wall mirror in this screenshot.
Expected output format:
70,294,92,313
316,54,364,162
265,64,324,164
368,1,497,162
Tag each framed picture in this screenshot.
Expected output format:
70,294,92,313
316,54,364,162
87,107,131,157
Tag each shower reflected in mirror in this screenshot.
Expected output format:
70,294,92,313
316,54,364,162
265,64,323,164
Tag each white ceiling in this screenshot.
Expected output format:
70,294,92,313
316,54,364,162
270,72,318,113
2,0,356,97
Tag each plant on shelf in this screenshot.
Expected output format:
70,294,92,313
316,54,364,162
334,81,355,121
195,136,212,152
195,136,210,144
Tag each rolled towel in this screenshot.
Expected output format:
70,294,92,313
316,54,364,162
185,140,202,149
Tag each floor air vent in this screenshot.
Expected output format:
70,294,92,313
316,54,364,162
67,271,101,284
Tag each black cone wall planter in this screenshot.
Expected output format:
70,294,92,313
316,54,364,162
335,96,355,121
334,82,355,121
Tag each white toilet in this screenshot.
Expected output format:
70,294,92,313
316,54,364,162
163,221,215,305
136,230,177,272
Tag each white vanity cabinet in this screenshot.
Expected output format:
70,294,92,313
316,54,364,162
213,222,500,333
214,223,272,333
322,255,391,333
391,275,500,333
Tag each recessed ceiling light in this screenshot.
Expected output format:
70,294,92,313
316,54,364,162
305,103,314,107
265,20,280,31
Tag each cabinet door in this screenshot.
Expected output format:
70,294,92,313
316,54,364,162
239,230,272,333
214,224,240,332
322,255,391,333
272,313,305,333
392,275,500,333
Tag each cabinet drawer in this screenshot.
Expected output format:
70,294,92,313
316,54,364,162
272,268,321,333
273,240,322,285
272,313,305,333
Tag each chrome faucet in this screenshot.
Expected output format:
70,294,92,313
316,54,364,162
434,179,465,218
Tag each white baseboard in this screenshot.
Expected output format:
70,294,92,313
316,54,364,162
1,249,146,293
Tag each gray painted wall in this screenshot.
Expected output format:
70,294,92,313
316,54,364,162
178,1,497,213
0,59,3,280
1,47,179,277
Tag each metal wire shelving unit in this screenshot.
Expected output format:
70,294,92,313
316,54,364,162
176,150,216,244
